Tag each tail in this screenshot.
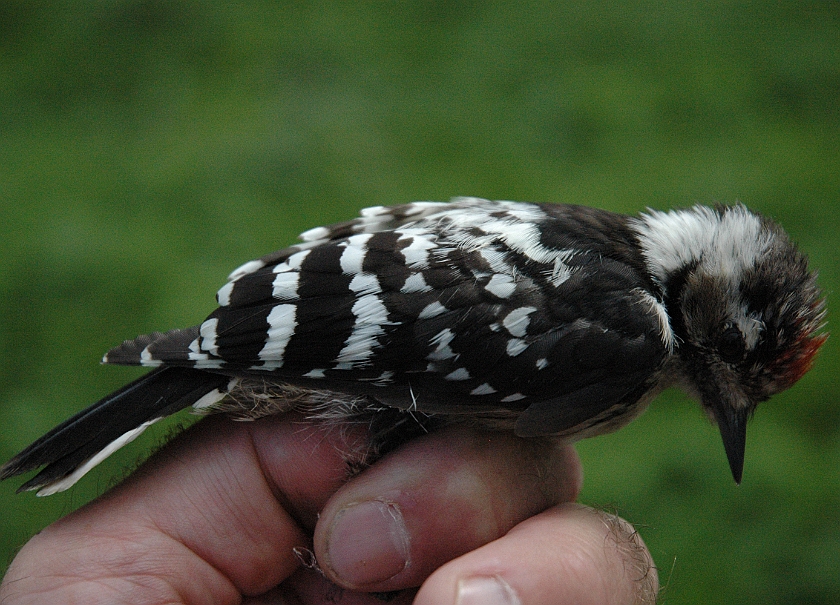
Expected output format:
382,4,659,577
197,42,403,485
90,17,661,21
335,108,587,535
0,367,234,496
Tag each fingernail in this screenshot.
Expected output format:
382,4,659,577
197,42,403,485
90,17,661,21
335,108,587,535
457,576,521,605
325,500,410,587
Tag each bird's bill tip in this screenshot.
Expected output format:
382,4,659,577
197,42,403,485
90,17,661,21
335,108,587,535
713,405,749,484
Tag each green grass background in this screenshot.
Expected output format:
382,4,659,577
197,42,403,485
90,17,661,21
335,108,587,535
1,2,838,603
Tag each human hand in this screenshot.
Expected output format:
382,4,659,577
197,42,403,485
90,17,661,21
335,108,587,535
0,413,657,604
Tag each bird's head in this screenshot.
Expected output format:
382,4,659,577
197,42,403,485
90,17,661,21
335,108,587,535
637,205,826,482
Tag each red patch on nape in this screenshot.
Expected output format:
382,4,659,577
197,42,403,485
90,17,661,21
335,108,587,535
777,332,828,387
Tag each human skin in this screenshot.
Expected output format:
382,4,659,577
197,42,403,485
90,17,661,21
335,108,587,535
0,413,657,605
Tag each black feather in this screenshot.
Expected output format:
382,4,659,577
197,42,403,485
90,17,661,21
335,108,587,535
0,368,230,492
105,327,200,365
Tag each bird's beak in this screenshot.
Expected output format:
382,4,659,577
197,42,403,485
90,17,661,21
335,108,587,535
711,403,750,484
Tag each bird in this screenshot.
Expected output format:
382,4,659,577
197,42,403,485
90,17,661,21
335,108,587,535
0,198,826,495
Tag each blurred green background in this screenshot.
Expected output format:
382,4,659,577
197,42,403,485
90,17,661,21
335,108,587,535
1,1,838,602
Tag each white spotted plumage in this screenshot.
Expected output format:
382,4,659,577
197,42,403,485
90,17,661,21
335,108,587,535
105,197,679,409
259,305,297,362
503,307,537,338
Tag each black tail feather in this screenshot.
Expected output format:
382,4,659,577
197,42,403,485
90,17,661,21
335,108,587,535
103,326,201,366
0,367,231,494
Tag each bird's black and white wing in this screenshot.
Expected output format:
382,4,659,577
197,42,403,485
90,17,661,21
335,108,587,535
108,198,671,434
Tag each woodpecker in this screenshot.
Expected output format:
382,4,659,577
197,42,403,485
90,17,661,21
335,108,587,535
0,198,826,495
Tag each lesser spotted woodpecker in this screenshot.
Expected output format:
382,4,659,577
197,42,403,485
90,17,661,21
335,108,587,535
0,198,826,494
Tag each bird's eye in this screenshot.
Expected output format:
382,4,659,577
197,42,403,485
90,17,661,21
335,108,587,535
718,326,745,363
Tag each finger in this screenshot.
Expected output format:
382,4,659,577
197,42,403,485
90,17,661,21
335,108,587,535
1,413,373,603
313,426,582,592
415,503,658,605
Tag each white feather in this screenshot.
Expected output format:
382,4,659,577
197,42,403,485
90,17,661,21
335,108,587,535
258,304,297,361
503,306,536,337
37,418,163,496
